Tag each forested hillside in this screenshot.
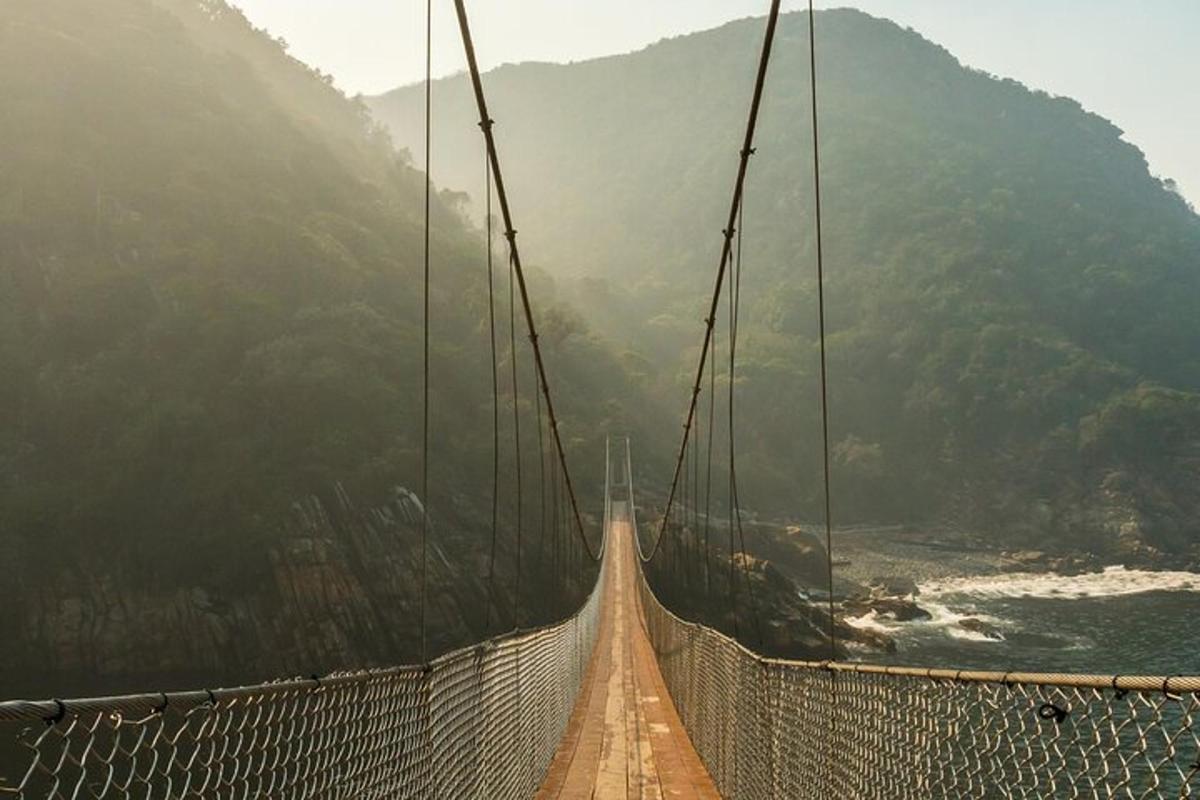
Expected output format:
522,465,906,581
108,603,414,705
3,1,1197,694
0,0,665,695
372,10,1200,562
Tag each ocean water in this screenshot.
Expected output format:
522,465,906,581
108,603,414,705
845,566,1200,675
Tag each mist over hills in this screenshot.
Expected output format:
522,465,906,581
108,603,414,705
0,0,658,694
1,0,1197,694
372,10,1200,562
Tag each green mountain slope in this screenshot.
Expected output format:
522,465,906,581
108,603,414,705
372,10,1200,560
0,0,662,695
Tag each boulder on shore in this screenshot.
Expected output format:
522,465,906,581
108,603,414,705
958,617,1004,641
842,595,932,622
841,624,897,654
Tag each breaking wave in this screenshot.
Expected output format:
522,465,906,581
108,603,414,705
919,566,1200,601
845,601,1008,643
844,566,1200,650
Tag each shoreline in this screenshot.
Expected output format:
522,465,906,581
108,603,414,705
828,525,1198,589
806,525,1200,657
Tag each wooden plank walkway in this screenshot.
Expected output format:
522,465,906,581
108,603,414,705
536,520,720,800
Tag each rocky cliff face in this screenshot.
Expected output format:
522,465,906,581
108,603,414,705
1,485,535,699
949,462,1200,569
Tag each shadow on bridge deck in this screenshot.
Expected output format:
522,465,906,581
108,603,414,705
536,519,719,799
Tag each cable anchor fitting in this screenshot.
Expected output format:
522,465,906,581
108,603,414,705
45,699,67,726
1037,702,1068,724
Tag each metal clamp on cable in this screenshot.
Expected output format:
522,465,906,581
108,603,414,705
1037,702,1068,724
45,699,67,726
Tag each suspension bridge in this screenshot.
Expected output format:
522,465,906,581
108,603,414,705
1,0,1198,797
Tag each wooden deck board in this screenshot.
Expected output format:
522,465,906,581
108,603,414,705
536,521,720,800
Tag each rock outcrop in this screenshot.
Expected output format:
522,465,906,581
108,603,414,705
2,485,585,700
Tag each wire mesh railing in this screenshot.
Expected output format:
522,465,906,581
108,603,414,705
0,554,607,799
6,429,1197,800
635,540,1200,799
605,431,1200,799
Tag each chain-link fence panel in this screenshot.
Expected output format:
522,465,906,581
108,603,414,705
0,555,605,799
637,565,1200,799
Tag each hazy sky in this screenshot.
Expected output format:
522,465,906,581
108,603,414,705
231,1,1199,204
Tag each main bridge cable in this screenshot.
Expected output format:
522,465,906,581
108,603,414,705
419,0,432,664
689,399,699,590
730,199,763,646
703,324,716,595
805,4,842,791
509,248,524,624
451,0,603,562
535,351,548,576
483,152,501,633
645,0,785,562
807,0,837,662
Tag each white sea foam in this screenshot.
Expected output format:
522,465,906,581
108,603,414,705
844,599,1007,643
843,610,893,634
844,567,1200,649
919,566,1200,601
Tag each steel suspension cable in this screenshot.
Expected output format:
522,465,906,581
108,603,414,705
729,199,764,646
680,431,687,531
418,0,432,664
483,152,501,633
452,0,603,562
690,412,699,589
703,326,716,596
551,442,561,579
534,349,547,574
679,433,688,590
802,10,841,791
647,0,784,562
509,248,523,628
807,0,837,660
681,436,690,591
725,208,739,638
727,213,739,638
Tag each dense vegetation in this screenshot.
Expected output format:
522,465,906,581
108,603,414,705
2,1,1197,690
0,0,665,690
372,10,1200,561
